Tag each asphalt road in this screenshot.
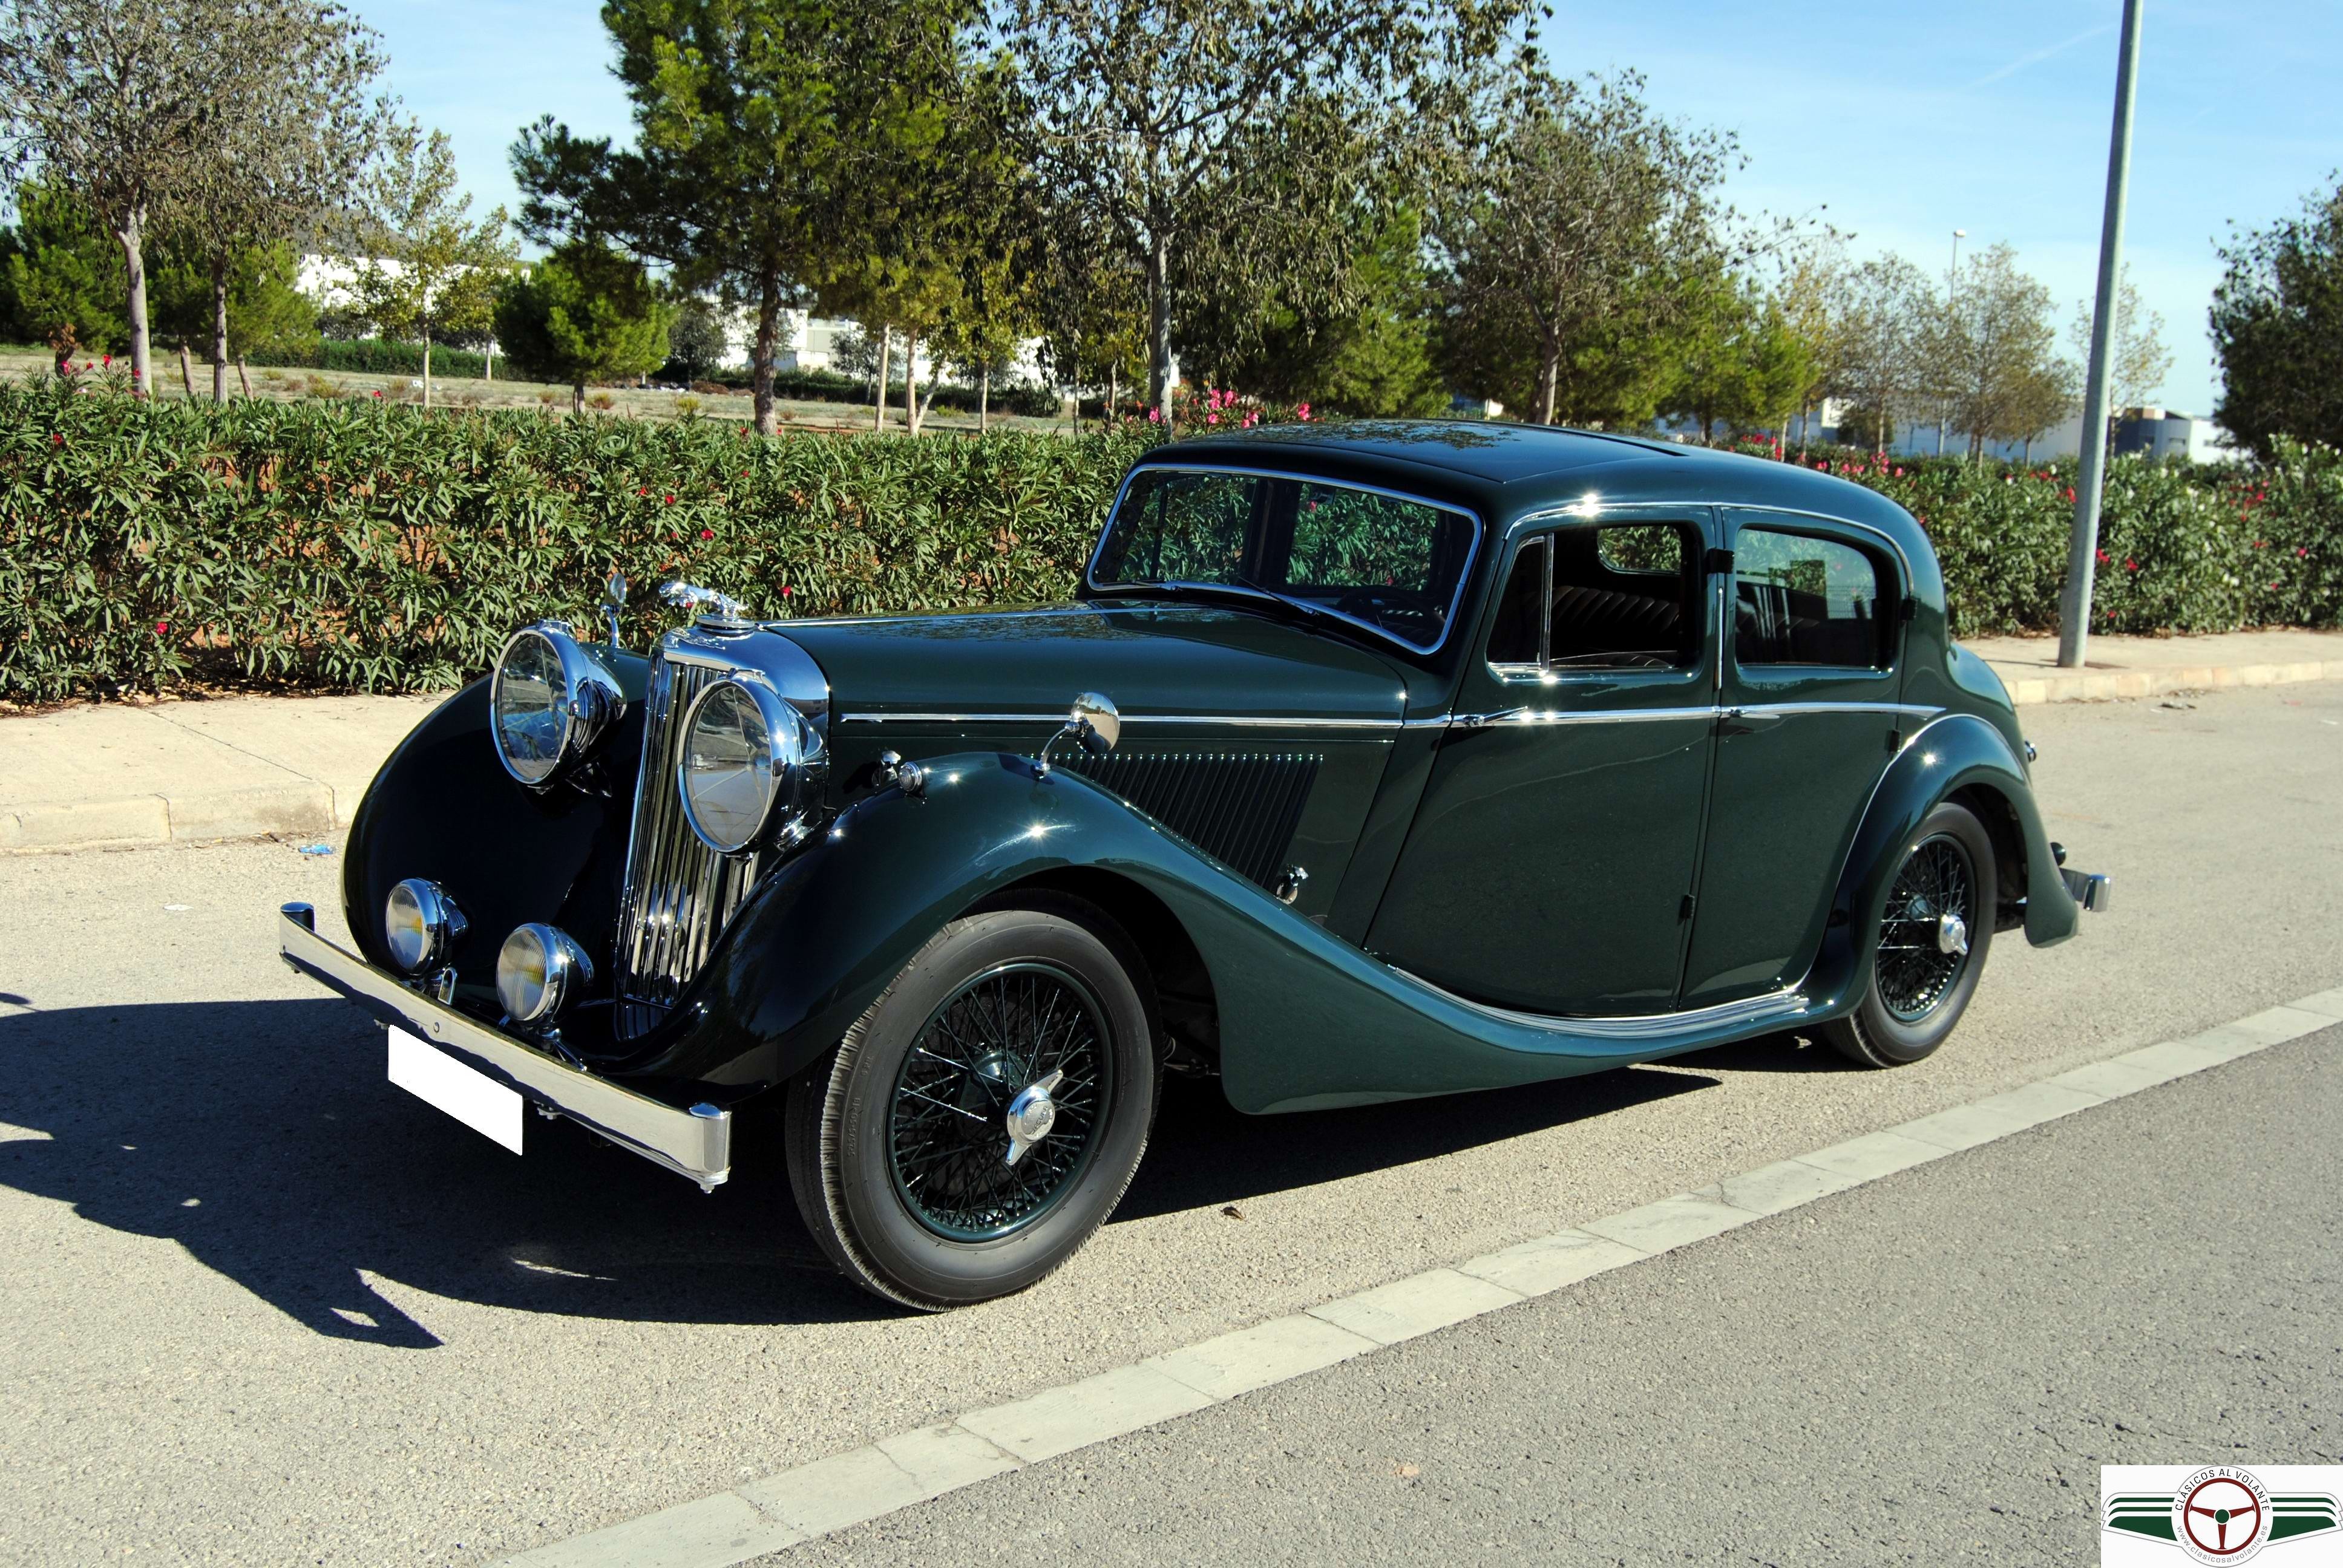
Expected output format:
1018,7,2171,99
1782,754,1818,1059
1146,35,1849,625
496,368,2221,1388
775,1022,2343,1567
1,681,2339,1565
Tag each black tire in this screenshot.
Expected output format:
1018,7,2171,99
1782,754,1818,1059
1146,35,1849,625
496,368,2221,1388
786,900,1159,1310
1822,802,1997,1068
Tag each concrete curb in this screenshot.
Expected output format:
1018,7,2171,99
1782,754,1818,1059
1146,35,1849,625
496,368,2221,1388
1999,656,2343,706
0,780,342,854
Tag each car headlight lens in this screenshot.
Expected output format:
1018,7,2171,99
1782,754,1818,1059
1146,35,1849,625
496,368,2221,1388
491,623,624,787
495,923,593,1024
678,677,804,853
384,878,466,974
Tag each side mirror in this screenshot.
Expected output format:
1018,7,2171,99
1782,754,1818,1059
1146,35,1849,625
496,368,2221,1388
1038,691,1119,777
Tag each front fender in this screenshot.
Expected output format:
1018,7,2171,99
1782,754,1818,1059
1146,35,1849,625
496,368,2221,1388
637,751,1855,1112
1804,712,2078,1016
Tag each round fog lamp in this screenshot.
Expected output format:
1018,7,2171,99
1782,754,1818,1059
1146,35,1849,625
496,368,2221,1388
496,923,594,1024
385,878,466,974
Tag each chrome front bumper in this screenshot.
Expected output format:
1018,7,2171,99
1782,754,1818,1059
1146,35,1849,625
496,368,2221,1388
2060,867,2112,913
277,903,731,1191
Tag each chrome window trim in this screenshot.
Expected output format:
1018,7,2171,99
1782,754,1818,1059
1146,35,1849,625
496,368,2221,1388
1394,967,1810,1042
1482,512,1708,687
1507,498,1920,586
1082,461,1484,658
1727,518,1902,676
836,710,1404,731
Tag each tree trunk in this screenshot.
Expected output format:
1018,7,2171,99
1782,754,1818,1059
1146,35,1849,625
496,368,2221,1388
874,328,891,431
209,254,230,402
486,342,494,382
1533,333,1561,426
1107,363,1118,423
572,379,585,413
179,342,195,397
750,269,780,436
1147,229,1174,425
421,324,433,410
1798,397,1811,460
116,210,151,399
236,356,252,398
905,330,921,436
979,365,989,431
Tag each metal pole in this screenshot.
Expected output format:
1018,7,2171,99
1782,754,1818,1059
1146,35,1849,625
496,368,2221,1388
2058,0,2145,669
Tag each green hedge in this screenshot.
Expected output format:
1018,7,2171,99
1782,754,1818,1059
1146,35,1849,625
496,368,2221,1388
2,382,1147,700
693,365,1063,419
4,380,2340,702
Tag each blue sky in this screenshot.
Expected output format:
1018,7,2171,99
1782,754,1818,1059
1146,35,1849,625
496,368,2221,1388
356,0,2340,418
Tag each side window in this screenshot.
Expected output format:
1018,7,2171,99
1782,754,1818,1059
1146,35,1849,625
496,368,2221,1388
1487,537,1547,668
1734,529,1889,668
1485,521,1702,673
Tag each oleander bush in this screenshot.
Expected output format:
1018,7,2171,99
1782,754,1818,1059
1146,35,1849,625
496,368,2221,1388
4,376,2339,702
1,381,1148,701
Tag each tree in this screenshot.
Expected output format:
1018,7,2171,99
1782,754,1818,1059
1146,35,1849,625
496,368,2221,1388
2,181,125,366
1434,68,1738,426
2068,266,2171,414
172,0,386,400
493,239,670,411
1775,233,1849,456
0,0,251,396
1000,0,1518,424
149,239,319,363
1939,242,2073,459
660,295,731,383
344,125,516,408
1830,253,1934,456
2210,176,2343,456
515,0,974,437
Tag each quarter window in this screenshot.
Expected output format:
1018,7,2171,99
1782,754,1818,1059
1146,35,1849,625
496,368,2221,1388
1733,529,1889,668
1488,521,1702,672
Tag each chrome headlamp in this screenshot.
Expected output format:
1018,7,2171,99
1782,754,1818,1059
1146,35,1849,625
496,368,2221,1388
490,622,626,787
677,676,814,854
384,878,465,974
495,923,594,1024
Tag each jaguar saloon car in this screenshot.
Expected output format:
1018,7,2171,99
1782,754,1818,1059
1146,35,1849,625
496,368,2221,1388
277,420,2107,1309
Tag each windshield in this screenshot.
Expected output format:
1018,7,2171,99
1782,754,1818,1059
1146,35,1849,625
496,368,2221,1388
1089,467,1480,652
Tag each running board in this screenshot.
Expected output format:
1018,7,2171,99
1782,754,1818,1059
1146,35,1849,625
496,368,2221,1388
1390,971,1812,1043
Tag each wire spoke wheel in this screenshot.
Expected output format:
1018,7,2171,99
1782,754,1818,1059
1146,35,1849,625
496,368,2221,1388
1875,833,1977,1022
887,961,1113,1242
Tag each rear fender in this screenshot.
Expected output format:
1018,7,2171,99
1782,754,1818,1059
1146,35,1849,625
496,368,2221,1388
1804,713,2077,1016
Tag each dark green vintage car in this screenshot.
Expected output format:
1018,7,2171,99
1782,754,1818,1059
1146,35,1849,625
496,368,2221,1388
278,420,2108,1308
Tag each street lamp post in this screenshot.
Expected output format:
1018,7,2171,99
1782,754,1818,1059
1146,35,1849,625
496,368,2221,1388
2059,0,2146,670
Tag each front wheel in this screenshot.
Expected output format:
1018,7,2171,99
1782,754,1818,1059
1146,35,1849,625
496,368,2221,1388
786,901,1159,1310
1822,802,1997,1068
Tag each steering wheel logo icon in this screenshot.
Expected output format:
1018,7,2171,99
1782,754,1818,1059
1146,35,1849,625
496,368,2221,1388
2174,1469,2274,1563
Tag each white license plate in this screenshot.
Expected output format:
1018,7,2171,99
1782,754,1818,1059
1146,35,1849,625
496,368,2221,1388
388,1026,524,1154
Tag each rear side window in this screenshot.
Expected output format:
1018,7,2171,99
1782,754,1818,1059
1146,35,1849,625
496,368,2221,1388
1487,521,1703,673
1734,529,1889,668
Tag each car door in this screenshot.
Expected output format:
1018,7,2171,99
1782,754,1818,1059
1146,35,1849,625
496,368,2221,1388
1365,509,1719,1017
1679,511,1911,1009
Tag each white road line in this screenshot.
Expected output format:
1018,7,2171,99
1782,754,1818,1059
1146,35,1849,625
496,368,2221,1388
495,990,2343,1567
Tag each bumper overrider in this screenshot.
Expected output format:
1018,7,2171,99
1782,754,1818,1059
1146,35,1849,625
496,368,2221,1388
277,903,732,1191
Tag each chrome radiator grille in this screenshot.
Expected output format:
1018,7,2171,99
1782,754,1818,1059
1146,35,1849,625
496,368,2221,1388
1060,751,1322,890
614,648,763,1027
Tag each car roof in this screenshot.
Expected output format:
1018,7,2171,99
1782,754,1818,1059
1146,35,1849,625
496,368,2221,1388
1139,420,1933,572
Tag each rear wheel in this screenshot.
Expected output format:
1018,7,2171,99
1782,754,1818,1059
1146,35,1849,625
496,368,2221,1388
786,901,1158,1310
1822,802,1996,1068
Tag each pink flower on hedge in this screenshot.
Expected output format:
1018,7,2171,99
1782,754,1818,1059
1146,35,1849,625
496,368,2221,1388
2125,558,2139,572
1297,403,1311,421
781,584,792,597
1206,413,1217,425
371,390,382,398
2299,546,2312,558
2096,548,2109,564
51,433,62,445
698,528,713,540
1148,407,1161,423
637,487,647,496
154,620,168,634
2063,486,2076,503
664,494,675,504
102,355,111,367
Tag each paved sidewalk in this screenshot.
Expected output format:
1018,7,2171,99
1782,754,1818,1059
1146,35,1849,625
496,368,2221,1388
0,693,444,852
3,627,2339,855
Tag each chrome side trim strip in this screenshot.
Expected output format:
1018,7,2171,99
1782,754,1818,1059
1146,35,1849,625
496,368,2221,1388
1451,706,1714,727
1393,967,1810,1042
277,904,730,1191
838,711,1404,731
1732,702,1942,719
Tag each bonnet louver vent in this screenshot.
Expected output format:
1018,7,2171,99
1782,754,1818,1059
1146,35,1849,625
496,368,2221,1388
1059,751,1321,890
